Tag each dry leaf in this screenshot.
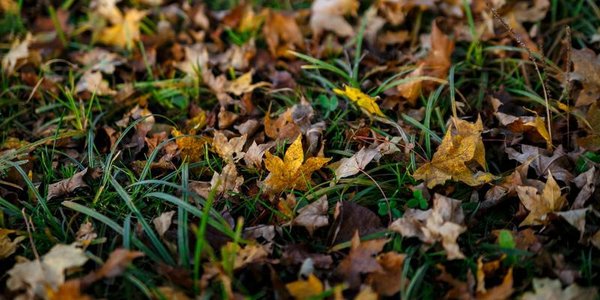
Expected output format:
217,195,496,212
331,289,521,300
47,280,93,300
334,85,385,117
413,117,495,188
261,136,331,194
310,0,358,38
293,195,329,235
328,201,382,244
7,244,88,298
154,286,191,300
47,168,93,200
76,71,117,96
1,33,33,75
244,141,276,169
520,278,597,300
576,102,600,151
172,128,210,162
74,48,124,74
210,162,244,197
334,147,380,180
153,211,176,238
263,10,304,57
213,131,247,163
505,145,573,182
94,248,144,278
366,251,406,296
516,171,566,226
175,44,209,78
286,274,324,299
389,194,466,259
336,232,387,288
76,222,97,243
99,9,147,48
0,229,25,260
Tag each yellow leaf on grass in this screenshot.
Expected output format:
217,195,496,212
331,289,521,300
262,136,331,194
99,9,146,48
413,117,495,188
172,129,210,163
524,115,551,150
286,274,324,299
334,85,385,117
516,171,566,226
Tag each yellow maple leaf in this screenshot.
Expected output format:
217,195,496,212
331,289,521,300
286,274,324,299
413,117,495,188
262,136,331,194
516,171,566,226
333,85,385,117
99,9,146,48
172,129,209,163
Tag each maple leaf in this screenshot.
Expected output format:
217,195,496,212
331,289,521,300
413,117,495,188
261,136,331,194
334,85,386,117
99,9,146,48
516,171,566,226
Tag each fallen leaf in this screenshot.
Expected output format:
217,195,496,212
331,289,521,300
334,147,380,180
413,117,495,188
568,48,600,107
505,145,573,182
286,274,324,299
554,207,590,243
571,167,597,209
366,251,406,296
99,9,147,48
263,10,304,57
210,162,244,197
334,85,385,117
224,70,270,96
0,229,25,260
336,232,388,288
1,33,33,75
244,141,276,169
310,0,359,38
516,171,566,226
328,201,383,244
261,136,331,194
47,280,93,300
7,243,89,299
389,194,466,259
212,131,247,163
576,102,600,151
172,128,210,162
264,107,301,141
94,248,144,279
520,278,597,300
153,211,176,238
175,44,209,78
75,70,117,96
293,195,329,235
74,48,124,74
76,222,97,243
154,286,191,300
47,168,95,200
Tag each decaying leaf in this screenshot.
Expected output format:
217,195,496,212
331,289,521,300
224,70,270,96
94,248,144,279
213,131,247,163
413,117,495,188
263,10,304,57
175,44,209,78
516,171,566,226
244,141,276,169
47,168,97,200
46,280,93,300
0,229,25,260
336,232,388,288
505,145,573,182
1,33,33,75
210,162,244,197
334,146,380,180
75,70,117,96
286,274,324,299
76,222,98,243
576,102,600,151
7,244,89,299
568,48,600,107
334,85,385,117
292,195,329,235
310,0,359,38
366,251,406,296
328,201,383,244
153,211,176,238
261,136,331,194
389,194,466,259
172,128,210,162
520,278,597,300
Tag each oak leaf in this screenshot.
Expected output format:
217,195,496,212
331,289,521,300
516,171,566,226
334,85,385,117
261,136,331,194
413,117,494,188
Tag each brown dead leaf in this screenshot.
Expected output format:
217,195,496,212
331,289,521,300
76,71,117,96
153,211,175,238
172,128,210,163
334,147,380,180
94,248,144,279
263,10,304,57
76,222,97,244
520,278,597,300
389,194,466,259
328,201,383,244
576,102,600,151
210,162,244,197
213,131,246,163
2,33,33,76
264,107,301,141
336,232,388,289
366,251,406,296
175,44,209,78
261,136,331,194
571,167,598,209
244,141,276,169
505,145,573,182
47,168,97,200
293,195,329,236
568,48,600,107
517,171,566,226
413,117,495,188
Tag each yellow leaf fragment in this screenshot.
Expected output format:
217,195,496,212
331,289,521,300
413,117,495,188
262,136,331,194
286,274,324,299
334,85,385,117
517,171,566,226
524,115,552,150
0,229,25,260
99,9,146,48
172,129,209,163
